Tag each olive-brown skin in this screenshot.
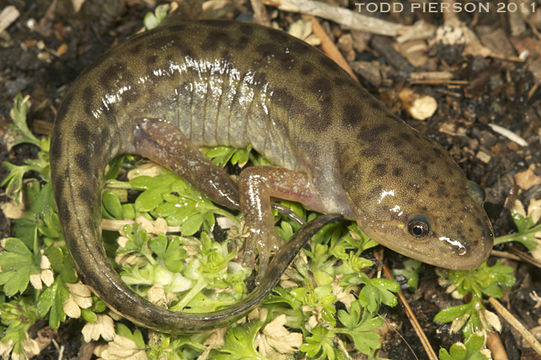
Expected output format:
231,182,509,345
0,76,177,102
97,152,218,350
50,20,493,332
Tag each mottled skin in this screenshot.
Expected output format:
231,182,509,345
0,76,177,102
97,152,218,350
50,20,493,332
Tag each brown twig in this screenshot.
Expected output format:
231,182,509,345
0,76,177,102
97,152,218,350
250,0,271,26
488,297,541,356
486,332,509,360
506,245,541,269
262,0,409,36
308,16,358,82
374,252,439,360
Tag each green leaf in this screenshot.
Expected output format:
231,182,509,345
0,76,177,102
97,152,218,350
103,191,123,219
37,279,69,329
493,210,540,250
163,237,187,273
336,301,383,356
181,213,204,236
143,3,170,30
393,259,422,290
150,234,168,259
438,333,489,360
37,285,55,317
2,237,32,256
81,308,98,322
300,326,336,360
45,246,77,283
115,323,146,348
135,188,164,212
10,94,40,148
213,321,265,360
0,238,38,295
434,304,471,324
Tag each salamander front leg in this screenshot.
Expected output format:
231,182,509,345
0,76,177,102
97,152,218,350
238,166,325,282
133,118,240,209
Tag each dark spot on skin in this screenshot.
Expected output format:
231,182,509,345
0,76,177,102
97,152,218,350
199,19,236,28
402,153,422,165
80,187,94,207
342,104,362,128
146,55,158,66
234,36,250,50
300,63,314,75
302,106,331,132
256,42,280,57
333,76,359,91
75,153,90,171
372,163,387,177
201,31,232,51
437,185,449,198
54,175,64,196
172,41,192,57
370,185,383,200
272,88,293,109
221,50,231,59
290,41,311,55
100,62,133,89
368,98,385,112
165,24,186,33
468,227,474,234
251,72,268,91
361,145,381,158
421,164,428,174
128,43,143,55
319,56,337,71
357,124,391,143
424,179,430,185
239,24,254,35
121,87,138,105
432,146,444,157
100,126,110,140
311,78,332,93
389,136,403,148
266,28,290,43
278,52,295,70
400,132,412,141
392,167,403,177
475,217,483,227
148,35,176,51
74,122,91,144
58,199,71,223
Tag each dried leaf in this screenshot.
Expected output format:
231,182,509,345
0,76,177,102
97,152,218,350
82,314,115,342
514,165,541,190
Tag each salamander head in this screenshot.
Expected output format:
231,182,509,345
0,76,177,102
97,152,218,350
340,124,493,270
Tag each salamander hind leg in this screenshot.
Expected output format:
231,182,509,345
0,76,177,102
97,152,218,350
238,166,325,283
133,118,240,209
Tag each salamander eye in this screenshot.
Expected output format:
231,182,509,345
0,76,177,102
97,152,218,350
408,215,431,238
